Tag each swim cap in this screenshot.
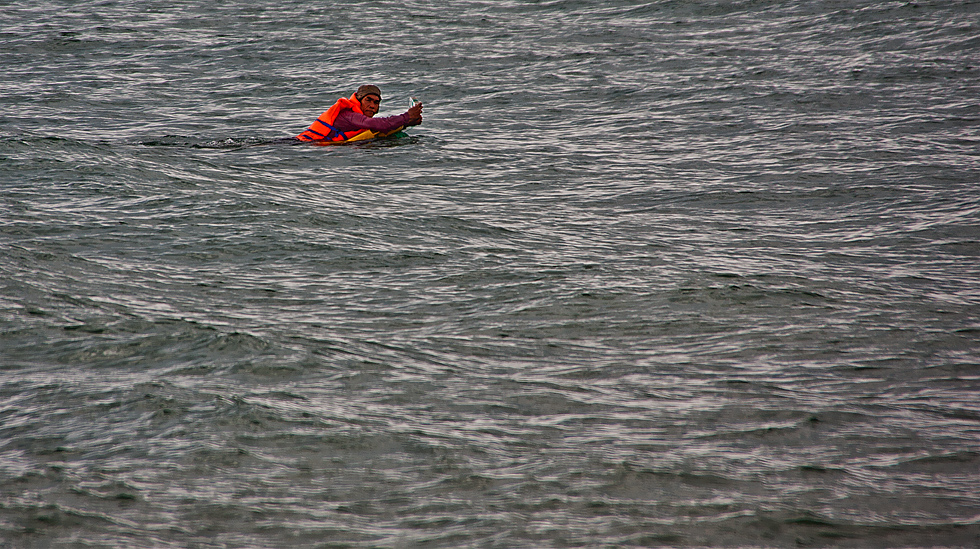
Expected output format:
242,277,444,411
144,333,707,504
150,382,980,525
355,85,382,100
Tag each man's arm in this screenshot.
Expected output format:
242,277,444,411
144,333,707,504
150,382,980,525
334,110,412,134
405,103,423,126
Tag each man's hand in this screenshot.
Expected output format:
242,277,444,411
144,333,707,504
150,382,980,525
406,102,423,126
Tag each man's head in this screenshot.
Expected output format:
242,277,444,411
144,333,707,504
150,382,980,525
355,85,382,117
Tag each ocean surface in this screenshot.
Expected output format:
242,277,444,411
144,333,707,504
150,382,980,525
2,0,979,547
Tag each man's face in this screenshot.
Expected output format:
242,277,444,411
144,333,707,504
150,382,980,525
360,94,381,117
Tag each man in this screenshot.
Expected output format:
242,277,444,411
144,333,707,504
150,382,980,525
296,85,423,142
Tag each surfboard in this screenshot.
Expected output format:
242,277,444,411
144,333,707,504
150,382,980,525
309,127,408,146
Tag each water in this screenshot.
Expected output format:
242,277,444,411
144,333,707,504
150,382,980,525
2,0,979,546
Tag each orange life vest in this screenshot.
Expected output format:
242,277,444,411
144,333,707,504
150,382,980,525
296,93,369,142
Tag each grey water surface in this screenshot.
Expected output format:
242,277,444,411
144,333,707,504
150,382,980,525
2,0,979,547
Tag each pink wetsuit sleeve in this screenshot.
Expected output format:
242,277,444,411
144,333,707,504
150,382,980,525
334,110,410,134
